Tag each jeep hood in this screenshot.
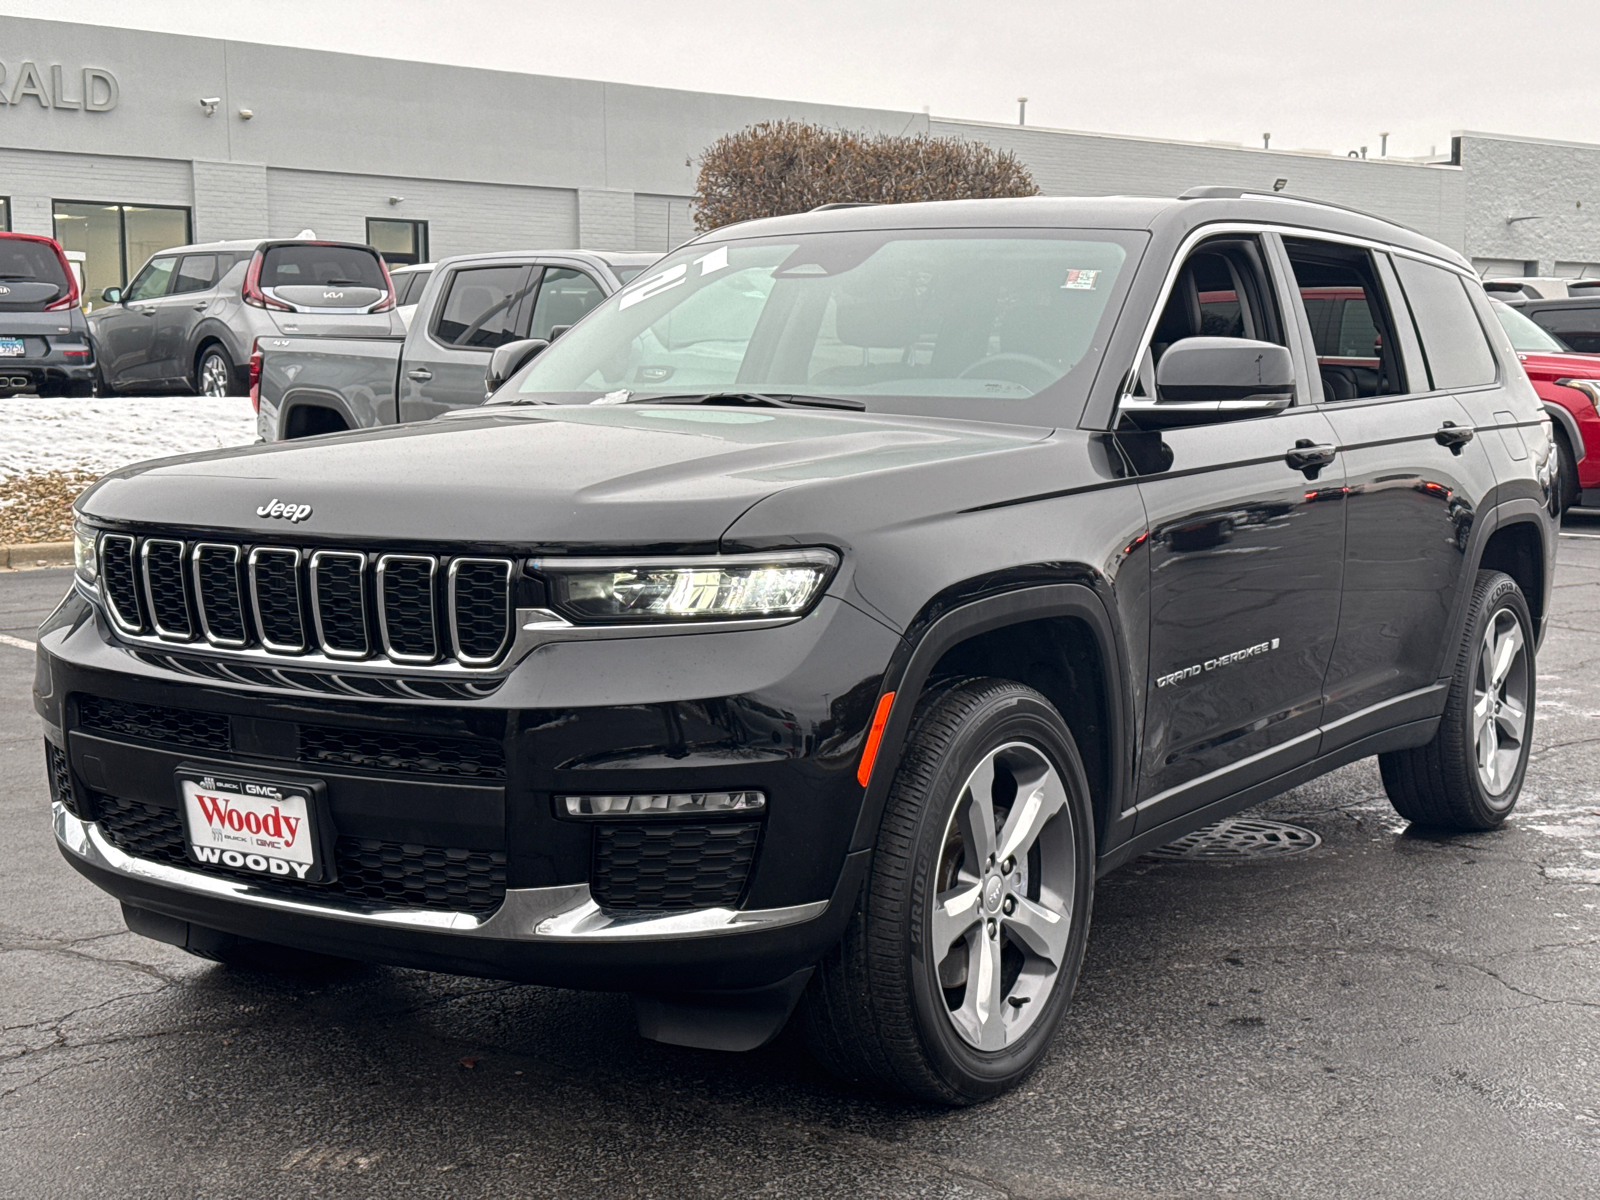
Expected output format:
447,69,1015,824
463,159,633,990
77,405,1050,547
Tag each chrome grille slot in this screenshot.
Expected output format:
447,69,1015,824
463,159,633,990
192,543,248,647
377,554,439,662
448,558,513,666
99,534,144,633
141,539,193,640
310,550,369,659
249,547,306,652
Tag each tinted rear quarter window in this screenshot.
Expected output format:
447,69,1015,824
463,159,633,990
171,254,219,295
1393,257,1499,388
1527,306,1600,354
260,245,385,289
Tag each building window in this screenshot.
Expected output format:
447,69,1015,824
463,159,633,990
367,218,429,266
52,201,192,309
0,198,10,231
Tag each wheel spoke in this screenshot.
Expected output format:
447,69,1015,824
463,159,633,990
957,755,999,867
1478,713,1500,790
1496,696,1526,744
1003,894,1071,966
956,923,1006,1051
1492,623,1523,689
1473,690,1495,742
931,883,983,955
996,763,1067,865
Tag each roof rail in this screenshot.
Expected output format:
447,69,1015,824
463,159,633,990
1175,186,1429,239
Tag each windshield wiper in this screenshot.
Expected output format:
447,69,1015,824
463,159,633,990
626,391,867,411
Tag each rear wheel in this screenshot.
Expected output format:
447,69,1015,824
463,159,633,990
196,345,240,398
1379,571,1534,830
802,678,1095,1105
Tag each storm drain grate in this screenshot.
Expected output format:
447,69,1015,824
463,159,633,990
1146,817,1321,861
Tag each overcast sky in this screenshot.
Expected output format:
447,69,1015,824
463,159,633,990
7,0,1594,158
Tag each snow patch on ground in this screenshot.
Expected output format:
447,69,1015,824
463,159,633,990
1,395,258,480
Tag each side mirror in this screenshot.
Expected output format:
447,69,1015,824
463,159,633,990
547,324,572,341
1124,337,1294,428
100,287,123,305
484,338,548,398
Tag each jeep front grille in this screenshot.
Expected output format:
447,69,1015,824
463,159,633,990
97,533,516,669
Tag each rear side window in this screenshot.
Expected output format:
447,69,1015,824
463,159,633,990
1392,257,1499,389
171,254,219,295
397,269,432,305
527,269,604,339
1526,306,1600,354
434,265,534,348
0,237,71,309
1282,239,1407,399
259,244,385,290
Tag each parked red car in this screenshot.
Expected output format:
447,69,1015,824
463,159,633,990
1491,299,1600,514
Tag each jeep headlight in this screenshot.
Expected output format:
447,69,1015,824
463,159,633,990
536,549,838,622
72,521,99,586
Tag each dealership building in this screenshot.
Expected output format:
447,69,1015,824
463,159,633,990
6,13,1600,304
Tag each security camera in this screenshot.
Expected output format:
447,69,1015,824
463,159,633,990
199,97,221,116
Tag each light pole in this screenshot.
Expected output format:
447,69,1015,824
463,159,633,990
1017,97,1028,126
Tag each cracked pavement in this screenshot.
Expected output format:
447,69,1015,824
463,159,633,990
2,523,1598,1200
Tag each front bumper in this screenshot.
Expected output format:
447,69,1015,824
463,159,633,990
38,585,897,991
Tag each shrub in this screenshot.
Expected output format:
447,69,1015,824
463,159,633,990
693,120,1040,231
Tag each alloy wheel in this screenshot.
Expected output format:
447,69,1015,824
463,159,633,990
930,741,1076,1051
199,353,232,398
1472,608,1529,796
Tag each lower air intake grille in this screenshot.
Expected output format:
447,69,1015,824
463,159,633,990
76,695,231,752
45,740,92,820
591,822,760,911
94,797,506,914
297,723,507,780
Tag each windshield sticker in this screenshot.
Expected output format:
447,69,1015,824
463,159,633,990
1062,269,1100,291
694,246,729,278
619,262,688,311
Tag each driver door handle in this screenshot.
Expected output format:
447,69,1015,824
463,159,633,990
131,306,154,316
406,367,433,382
1436,421,1476,453
1285,440,1337,478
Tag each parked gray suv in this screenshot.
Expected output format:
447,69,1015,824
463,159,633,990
89,239,404,397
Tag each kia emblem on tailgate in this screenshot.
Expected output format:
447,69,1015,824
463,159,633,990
322,290,344,300
257,498,313,523
0,286,10,295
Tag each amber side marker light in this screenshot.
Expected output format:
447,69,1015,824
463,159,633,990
857,691,896,787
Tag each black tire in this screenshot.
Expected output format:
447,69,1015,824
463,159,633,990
1555,429,1579,517
195,345,241,398
1379,571,1535,831
801,678,1096,1105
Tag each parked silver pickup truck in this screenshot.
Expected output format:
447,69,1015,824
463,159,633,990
254,249,655,439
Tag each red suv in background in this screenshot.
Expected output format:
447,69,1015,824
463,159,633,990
1491,298,1600,514
0,231,96,397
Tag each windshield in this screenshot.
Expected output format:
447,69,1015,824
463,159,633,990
509,229,1142,422
1493,300,1570,353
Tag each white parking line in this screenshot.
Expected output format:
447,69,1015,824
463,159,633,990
0,633,36,651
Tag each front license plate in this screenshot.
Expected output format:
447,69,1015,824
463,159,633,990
0,338,24,357
178,770,325,882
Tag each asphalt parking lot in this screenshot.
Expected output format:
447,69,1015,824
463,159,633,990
2,527,1597,1200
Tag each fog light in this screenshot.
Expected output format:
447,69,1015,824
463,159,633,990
561,790,765,817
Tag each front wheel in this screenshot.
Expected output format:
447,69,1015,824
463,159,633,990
802,678,1096,1105
196,346,240,398
1380,570,1535,830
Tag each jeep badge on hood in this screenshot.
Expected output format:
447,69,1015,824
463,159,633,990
257,498,313,523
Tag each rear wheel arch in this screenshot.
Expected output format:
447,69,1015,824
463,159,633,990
283,403,351,439
1477,516,1547,632
852,583,1133,857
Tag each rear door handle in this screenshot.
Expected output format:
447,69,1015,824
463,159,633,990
131,306,154,316
406,367,433,382
1436,422,1475,453
1286,440,1337,478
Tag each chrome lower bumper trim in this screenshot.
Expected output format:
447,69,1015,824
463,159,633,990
54,804,827,943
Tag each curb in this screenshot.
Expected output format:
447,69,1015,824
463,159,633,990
1,541,74,570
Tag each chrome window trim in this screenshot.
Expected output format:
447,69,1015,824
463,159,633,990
248,545,307,653
1113,220,1482,419
140,537,194,642
189,542,249,649
308,549,370,660
375,553,440,664
55,803,828,942
98,533,145,635
447,557,514,667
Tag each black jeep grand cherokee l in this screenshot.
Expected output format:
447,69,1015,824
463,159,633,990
38,191,1556,1104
